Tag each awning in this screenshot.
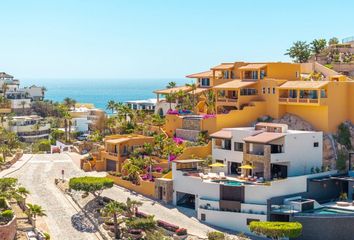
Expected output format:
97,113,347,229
213,80,256,89
278,81,329,90
211,63,235,70
243,132,285,144
210,130,232,139
186,70,213,78
238,64,267,70
173,159,204,164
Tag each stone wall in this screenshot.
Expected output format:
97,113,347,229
0,216,17,240
175,129,200,141
154,178,173,203
182,118,201,130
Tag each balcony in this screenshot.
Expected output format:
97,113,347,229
0,102,11,113
278,97,327,106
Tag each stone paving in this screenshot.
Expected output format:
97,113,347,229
7,153,105,240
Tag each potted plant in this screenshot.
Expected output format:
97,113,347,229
174,228,188,240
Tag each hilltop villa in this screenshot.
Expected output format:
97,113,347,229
154,61,354,135
169,123,354,240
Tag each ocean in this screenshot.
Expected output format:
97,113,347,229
20,78,190,111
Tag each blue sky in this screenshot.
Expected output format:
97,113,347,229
1,0,353,79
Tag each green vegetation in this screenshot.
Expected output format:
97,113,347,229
336,150,347,171
285,41,311,63
337,123,352,149
26,203,47,229
249,221,302,240
0,128,20,163
126,216,157,230
311,39,327,57
1,209,14,220
69,176,114,197
207,231,225,240
329,37,339,45
101,200,126,239
33,139,51,153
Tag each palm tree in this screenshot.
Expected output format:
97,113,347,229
1,83,9,97
20,100,27,115
63,112,72,143
175,90,185,109
106,100,116,114
186,83,197,112
166,81,176,89
26,204,46,229
101,201,126,239
123,161,141,184
203,90,216,114
126,197,142,218
165,93,175,110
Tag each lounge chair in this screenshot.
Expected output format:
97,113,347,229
208,172,218,179
219,172,226,179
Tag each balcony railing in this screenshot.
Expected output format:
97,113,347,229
279,97,327,105
216,98,238,103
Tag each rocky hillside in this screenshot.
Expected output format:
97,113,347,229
269,114,354,169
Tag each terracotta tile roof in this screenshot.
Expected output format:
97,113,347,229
243,132,285,144
213,80,256,89
211,63,235,70
210,130,232,139
186,70,213,78
238,63,267,70
278,81,329,90
154,86,191,94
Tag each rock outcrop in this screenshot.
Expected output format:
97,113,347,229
271,114,354,169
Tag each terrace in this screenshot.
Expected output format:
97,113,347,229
278,81,329,106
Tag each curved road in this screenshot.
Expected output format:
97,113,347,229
8,153,103,240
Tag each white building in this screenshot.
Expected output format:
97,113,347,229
125,98,157,111
171,123,329,234
23,85,45,101
210,122,323,179
4,115,51,143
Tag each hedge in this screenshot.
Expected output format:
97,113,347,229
69,176,113,195
249,221,302,239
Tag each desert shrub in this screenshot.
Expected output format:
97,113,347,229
176,228,187,236
207,231,225,240
0,197,6,209
1,210,14,220
126,216,156,230
249,221,302,239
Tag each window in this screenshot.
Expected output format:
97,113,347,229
223,71,229,79
247,218,260,225
314,142,319,147
296,71,299,78
234,142,244,152
216,159,224,164
273,88,276,94
260,70,266,79
201,213,206,221
262,88,266,94
223,139,232,150
201,78,210,86
267,88,270,94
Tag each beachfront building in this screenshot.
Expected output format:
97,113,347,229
101,134,154,172
160,61,354,137
125,98,157,111
210,123,323,180
3,115,51,142
0,72,46,114
170,125,354,239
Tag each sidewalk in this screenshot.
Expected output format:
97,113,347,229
0,154,33,177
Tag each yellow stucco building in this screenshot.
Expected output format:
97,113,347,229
157,61,354,135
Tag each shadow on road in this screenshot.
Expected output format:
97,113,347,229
71,212,98,233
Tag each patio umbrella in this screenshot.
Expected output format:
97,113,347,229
239,164,254,169
209,162,226,167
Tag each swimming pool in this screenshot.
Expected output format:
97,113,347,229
305,207,354,215
211,180,244,186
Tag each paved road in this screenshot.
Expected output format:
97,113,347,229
8,153,104,240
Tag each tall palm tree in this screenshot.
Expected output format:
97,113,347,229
1,83,9,97
186,83,197,112
175,90,185,109
20,100,27,115
165,93,175,110
126,197,142,218
203,90,216,114
166,81,176,89
106,100,116,114
26,204,46,229
101,201,126,239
